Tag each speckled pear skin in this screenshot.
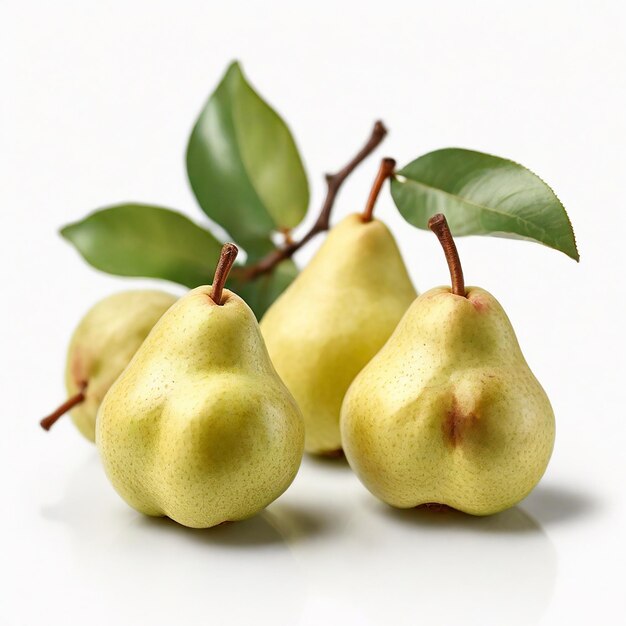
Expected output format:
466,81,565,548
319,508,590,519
260,214,416,455
96,286,304,529
64,290,177,441
340,287,555,515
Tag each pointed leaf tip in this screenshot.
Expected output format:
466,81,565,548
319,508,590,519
391,148,578,261
61,204,223,287
186,61,309,256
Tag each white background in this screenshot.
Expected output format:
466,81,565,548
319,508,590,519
1,1,625,624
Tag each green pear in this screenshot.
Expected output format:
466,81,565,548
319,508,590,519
40,290,177,441
261,201,416,455
97,244,304,528
341,214,555,515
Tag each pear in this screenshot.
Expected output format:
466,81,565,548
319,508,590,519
40,290,177,441
97,244,304,528
261,159,416,455
341,214,555,515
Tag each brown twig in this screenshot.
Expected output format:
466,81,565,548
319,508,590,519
210,243,239,304
361,157,396,222
428,214,466,297
40,382,88,431
241,120,388,280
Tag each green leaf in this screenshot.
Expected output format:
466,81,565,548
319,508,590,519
186,61,309,256
229,259,298,320
391,148,579,261
61,204,223,287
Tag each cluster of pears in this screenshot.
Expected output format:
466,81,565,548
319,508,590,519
263,202,554,515
41,171,554,526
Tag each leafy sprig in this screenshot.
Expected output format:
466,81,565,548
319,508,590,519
61,60,578,319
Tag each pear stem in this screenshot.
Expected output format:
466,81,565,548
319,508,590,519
239,120,388,280
428,214,466,297
361,158,396,222
210,243,239,305
40,383,87,431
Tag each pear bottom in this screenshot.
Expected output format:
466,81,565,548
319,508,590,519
99,373,304,528
341,377,555,516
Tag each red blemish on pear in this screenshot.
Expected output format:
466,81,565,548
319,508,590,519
471,295,489,312
443,398,478,447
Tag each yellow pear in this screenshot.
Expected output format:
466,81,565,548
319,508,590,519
341,214,555,515
261,160,416,454
97,244,304,528
40,290,177,441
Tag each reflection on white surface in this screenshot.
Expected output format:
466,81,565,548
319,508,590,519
302,504,556,625
281,458,558,626
31,452,583,625
40,454,306,625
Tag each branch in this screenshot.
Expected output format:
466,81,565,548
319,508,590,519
241,120,388,280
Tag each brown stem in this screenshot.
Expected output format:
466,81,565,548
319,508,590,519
40,382,87,431
240,120,388,280
210,243,239,304
361,157,396,222
428,213,466,297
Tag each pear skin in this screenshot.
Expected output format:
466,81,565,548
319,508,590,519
55,290,177,441
97,285,304,528
261,213,416,455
